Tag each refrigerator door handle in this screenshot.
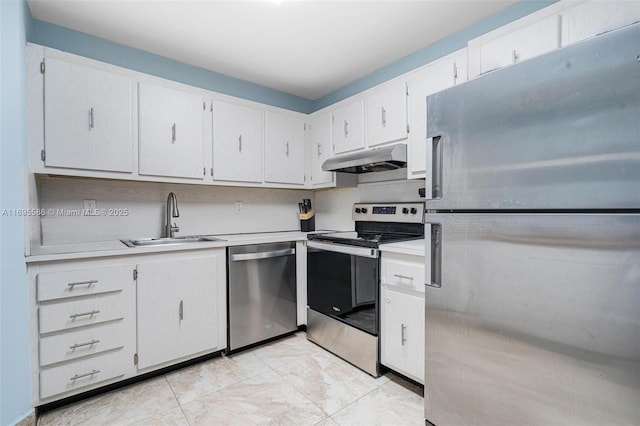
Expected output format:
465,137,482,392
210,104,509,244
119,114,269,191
426,223,442,288
431,136,443,199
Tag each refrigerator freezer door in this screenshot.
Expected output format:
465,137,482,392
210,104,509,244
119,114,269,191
424,212,640,425
425,23,640,209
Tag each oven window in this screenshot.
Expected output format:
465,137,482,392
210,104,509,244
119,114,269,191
307,249,379,335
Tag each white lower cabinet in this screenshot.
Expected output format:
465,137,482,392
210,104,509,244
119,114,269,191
381,287,424,384
135,250,226,370
380,251,425,384
29,248,227,405
29,261,136,403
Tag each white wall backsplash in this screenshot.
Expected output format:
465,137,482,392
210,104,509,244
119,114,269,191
315,179,425,231
37,176,313,244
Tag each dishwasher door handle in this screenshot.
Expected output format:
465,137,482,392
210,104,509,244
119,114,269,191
230,248,295,262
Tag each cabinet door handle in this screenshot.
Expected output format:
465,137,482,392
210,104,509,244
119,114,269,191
179,300,184,320
343,120,349,137
393,274,414,281
69,339,100,350
381,107,387,127
285,141,290,157
317,142,321,157
238,135,242,152
69,370,100,381
67,280,98,288
171,123,176,143
401,324,407,346
512,50,519,64
69,310,100,319
88,107,95,130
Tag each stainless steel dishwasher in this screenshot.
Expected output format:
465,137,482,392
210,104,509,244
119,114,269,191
227,242,297,351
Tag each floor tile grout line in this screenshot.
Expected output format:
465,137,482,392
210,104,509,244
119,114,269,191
164,373,192,426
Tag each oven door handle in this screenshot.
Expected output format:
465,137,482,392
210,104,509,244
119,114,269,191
307,241,379,258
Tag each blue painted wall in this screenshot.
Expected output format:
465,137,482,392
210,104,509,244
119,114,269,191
30,19,316,114
314,1,558,109
0,0,33,425
29,1,556,113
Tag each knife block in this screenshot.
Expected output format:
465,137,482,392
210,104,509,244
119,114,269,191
299,212,315,232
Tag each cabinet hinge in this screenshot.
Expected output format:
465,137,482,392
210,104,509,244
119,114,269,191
40,149,46,162
40,61,45,74
134,353,138,365
133,269,138,280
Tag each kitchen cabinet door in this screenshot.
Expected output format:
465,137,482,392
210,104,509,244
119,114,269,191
331,100,365,154
366,81,408,147
264,110,306,185
136,252,223,370
380,286,424,384
138,82,205,179
407,49,467,179
564,1,640,45
212,99,264,183
309,112,334,187
43,57,133,173
469,13,562,78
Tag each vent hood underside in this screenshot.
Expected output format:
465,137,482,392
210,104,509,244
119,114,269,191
322,144,407,174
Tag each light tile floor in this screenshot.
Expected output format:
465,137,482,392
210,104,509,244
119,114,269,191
38,332,424,425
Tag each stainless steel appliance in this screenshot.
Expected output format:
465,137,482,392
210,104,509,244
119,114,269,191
307,202,424,376
424,24,640,425
227,242,297,351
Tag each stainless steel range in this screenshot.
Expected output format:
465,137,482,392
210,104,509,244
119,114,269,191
306,202,424,377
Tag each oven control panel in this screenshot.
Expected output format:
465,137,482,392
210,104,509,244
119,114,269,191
352,203,424,223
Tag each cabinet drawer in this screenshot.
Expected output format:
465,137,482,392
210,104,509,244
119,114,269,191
381,253,425,293
37,266,131,302
39,349,126,399
39,293,125,334
40,320,126,367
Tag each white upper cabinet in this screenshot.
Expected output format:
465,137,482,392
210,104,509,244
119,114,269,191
563,1,640,45
264,110,306,185
468,13,562,78
212,99,264,183
43,57,133,173
331,100,365,154
365,81,408,147
138,82,205,180
407,49,467,179
308,112,334,187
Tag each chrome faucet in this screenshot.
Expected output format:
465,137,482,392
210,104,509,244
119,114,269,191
165,192,180,238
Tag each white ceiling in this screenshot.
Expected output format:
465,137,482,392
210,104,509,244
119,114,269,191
27,0,516,100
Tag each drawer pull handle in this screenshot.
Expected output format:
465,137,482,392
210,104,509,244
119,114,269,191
393,274,414,281
401,324,407,346
69,370,100,381
67,280,98,288
69,310,100,319
69,339,100,350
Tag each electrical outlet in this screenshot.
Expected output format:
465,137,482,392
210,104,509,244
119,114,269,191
83,199,97,216
235,201,243,213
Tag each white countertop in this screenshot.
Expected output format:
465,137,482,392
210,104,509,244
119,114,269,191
26,231,321,263
379,239,425,257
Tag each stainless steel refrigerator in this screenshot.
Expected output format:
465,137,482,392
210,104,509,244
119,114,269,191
424,23,640,425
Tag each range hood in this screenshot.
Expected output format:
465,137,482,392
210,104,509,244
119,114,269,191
322,144,407,174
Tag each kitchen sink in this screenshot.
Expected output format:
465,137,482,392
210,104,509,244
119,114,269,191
121,235,225,247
